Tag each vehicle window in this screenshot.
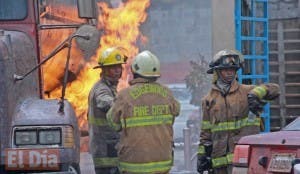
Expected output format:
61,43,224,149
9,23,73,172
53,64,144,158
39,0,85,25
282,118,300,131
0,0,27,20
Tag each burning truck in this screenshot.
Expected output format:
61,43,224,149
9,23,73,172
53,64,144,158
0,0,151,173
0,0,100,173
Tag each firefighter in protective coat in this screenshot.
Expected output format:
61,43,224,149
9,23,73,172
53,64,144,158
88,47,127,174
107,50,180,174
197,49,280,174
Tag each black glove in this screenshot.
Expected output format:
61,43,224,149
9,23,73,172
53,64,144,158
248,93,267,116
197,144,212,173
197,155,212,173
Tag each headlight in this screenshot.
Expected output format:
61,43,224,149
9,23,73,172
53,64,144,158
63,126,74,148
39,129,61,145
14,126,72,147
15,130,37,145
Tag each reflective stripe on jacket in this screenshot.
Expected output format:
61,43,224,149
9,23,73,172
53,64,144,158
107,78,180,173
201,116,260,133
119,160,172,173
89,115,108,126
93,157,119,168
121,114,173,128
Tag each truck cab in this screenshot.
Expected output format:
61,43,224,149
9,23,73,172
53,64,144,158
0,0,98,173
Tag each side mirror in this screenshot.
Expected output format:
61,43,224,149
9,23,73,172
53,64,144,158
75,25,100,58
77,0,96,19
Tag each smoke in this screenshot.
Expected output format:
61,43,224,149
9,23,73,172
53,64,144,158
110,0,123,8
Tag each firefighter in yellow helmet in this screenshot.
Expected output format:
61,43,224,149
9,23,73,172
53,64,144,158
88,47,127,174
197,49,280,174
106,50,180,174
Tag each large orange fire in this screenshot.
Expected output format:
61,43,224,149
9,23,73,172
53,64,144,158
42,0,150,132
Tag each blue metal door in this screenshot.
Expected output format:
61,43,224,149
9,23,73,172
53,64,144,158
235,0,270,132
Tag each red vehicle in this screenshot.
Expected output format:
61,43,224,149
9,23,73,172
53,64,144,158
232,117,300,174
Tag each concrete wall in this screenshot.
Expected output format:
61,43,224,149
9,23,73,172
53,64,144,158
268,0,300,129
210,0,300,55
211,0,235,56
269,0,300,19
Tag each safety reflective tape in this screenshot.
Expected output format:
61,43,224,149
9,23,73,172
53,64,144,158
226,153,233,164
93,157,119,167
106,110,121,131
212,153,233,168
252,86,267,99
121,115,173,128
201,120,211,130
210,117,260,132
212,156,227,168
198,145,205,155
107,118,121,131
88,115,108,126
119,159,172,173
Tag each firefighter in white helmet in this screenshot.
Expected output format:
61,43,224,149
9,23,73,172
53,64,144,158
88,47,127,174
107,50,180,174
197,49,280,174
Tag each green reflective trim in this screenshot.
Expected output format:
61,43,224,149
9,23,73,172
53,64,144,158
252,86,267,99
201,120,211,130
89,115,108,126
106,109,121,131
212,153,233,168
120,160,172,173
198,145,205,155
94,157,119,167
245,117,261,127
121,115,173,128
212,156,227,168
226,153,233,164
211,117,260,132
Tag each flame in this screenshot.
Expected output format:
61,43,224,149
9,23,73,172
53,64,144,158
42,0,150,132
97,0,150,57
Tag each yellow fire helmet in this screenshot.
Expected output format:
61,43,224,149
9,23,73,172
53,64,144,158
131,50,160,77
95,47,127,68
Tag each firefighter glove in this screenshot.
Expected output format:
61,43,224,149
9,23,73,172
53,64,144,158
248,93,267,116
197,143,212,173
197,154,212,174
